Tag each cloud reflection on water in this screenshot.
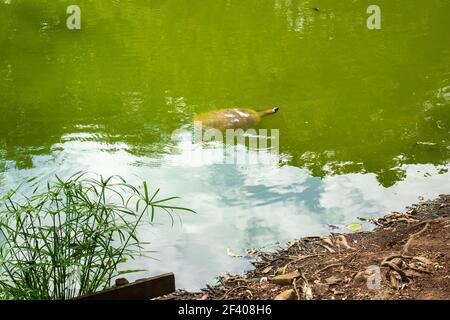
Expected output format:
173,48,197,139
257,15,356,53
0,137,448,290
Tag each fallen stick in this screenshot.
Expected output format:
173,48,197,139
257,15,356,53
314,263,341,275
282,254,322,274
220,285,251,300
403,222,430,254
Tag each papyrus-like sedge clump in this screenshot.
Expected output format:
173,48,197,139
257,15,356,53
0,172,194,300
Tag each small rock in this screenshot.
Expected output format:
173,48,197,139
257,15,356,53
261,266,273,274
322,237,334,247
272,271,301,286
336,235,354,250
325,275,343,285
260,277,268,284
274,289,296,300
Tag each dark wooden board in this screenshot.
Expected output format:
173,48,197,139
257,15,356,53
75,273,175,300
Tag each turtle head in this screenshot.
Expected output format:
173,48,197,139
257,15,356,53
260,106,280,117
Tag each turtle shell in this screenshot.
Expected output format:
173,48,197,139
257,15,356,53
193,108,262,130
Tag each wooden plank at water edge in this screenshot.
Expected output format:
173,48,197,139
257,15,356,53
76,273,176,300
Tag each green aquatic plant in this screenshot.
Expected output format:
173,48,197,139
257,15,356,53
0,172,194,300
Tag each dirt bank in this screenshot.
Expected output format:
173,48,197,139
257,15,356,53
170,195,450,300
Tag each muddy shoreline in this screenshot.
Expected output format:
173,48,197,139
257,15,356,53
168,195,450,300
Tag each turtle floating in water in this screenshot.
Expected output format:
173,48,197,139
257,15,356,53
194,107,279,130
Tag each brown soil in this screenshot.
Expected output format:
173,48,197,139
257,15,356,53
170,195,450,300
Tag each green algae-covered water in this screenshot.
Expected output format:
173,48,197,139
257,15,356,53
1,0,449,290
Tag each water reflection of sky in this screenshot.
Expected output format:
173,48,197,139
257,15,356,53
0,0,449,292
1,136,449,291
